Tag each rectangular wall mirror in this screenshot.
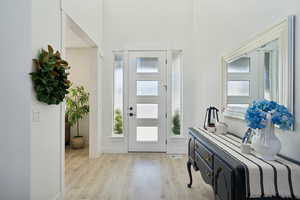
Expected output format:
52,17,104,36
221,16,295,126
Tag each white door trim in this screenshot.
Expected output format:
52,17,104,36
58,4,66,198
127,51,167,152
111,49,186,154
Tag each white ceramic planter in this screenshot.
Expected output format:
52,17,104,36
251,114,281,161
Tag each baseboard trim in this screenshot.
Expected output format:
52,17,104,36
167,140,187,154
101,146,127,153
54,192,63,200
102,140,187,154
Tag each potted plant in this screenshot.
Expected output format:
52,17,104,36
114,109,123,134
66,85,89,149
172,110,181,135
245,99,294,160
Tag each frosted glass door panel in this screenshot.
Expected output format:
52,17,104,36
136,81,158,96
113,54,124,135
171,52,182,135
136,57,159,73
227,81,250,96
136,127,158,142
228,57,250,73
136,104,158,119
227,104,249,113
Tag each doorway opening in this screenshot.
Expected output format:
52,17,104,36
61,12,102,197
60,11,102,194
112,50,183,153
63,14,100,157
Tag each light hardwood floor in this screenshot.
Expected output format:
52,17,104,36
65,147,214,200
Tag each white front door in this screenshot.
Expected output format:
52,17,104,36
128,51,167,152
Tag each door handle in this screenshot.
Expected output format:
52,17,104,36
128,112,136,117
128,106,136,117
162,84,167,91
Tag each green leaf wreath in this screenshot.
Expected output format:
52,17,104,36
30,45,71,105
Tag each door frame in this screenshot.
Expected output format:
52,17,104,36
127,51,168,152
112,49,184,154
61,11,101,159
59,8,103,199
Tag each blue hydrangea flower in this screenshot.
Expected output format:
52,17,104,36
272,108,294,130
245,105,267,129
252,99,278,112
245,99,294,130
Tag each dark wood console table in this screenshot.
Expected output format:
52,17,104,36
187,127,300,200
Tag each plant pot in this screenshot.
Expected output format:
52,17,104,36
71,136,85,149
251,114,281,161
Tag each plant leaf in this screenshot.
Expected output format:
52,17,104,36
48,45,54,55
30,46,71,105
54,50,61,58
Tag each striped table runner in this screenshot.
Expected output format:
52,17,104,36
194,128,300,199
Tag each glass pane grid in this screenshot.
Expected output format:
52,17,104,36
113,54,124,135
136,81,159,96
136,57,159,73
227,104,249,113
136,127,158,142
228,57,250,73
171,53,182,136
227,80,250,96
136,104,158,119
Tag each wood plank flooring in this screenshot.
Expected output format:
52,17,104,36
65,147,214,200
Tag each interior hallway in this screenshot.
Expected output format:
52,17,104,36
65,149,214,200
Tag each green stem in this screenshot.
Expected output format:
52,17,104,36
77,120,80,137
75,94,80,137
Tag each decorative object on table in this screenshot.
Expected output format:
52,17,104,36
240,128,253,154
66,85,89,149
30,45,71,105
215,121,228,135
203,106,219,133
240,143,252,154
240,128,254,154
245,99,294,160
242,128,253,144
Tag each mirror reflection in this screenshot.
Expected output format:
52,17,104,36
222,16,294,127
260,40,279,101
227,39,279,104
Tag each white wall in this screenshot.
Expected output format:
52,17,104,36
66,48,98,143
0,0,103,199
62,0,103,46
102,0,196,153
31,0,63,199
0,0,32,199
193,0,300,161
30,1,104,198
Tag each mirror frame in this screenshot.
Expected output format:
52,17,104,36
221,16,295,124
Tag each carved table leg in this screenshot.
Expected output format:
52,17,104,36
187,160,193,188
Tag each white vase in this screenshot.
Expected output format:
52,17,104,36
251,113,281,161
